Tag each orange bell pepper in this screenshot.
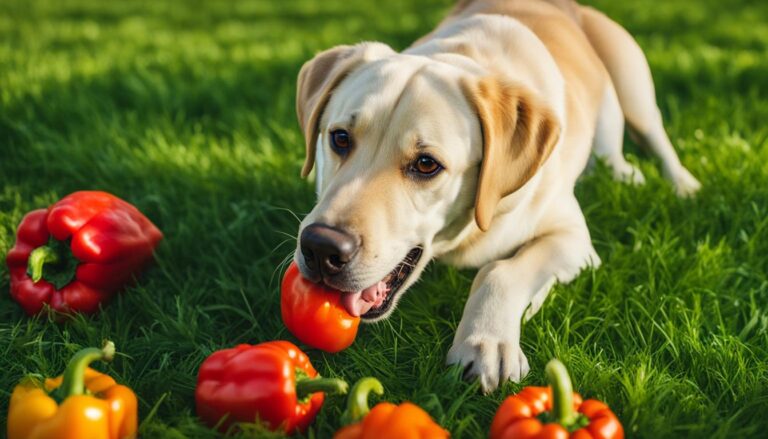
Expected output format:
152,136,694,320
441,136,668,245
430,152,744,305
7,341,137,439
281,261,360,352
490,359,623,439
334,377,450,439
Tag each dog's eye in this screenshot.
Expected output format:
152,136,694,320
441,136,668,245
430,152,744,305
330,129,351,155
410,155,443,178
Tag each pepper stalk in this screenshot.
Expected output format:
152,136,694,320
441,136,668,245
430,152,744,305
51,341,115,401
27,238,78,289
340,377,385,425
545,358,590,432
294,369,349,402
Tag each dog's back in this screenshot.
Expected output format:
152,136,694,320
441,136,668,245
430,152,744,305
453,0,582,23
433,0,608,184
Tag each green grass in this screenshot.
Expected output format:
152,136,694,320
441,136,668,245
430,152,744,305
1,0,767,437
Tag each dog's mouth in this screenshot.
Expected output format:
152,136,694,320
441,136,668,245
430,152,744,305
340,247,423,320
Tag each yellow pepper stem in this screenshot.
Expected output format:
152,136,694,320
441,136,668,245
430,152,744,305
52,341,116,401
340,377,384,425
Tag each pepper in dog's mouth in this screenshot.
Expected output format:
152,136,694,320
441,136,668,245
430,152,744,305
340,247,423,319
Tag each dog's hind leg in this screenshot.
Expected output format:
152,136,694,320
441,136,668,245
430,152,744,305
592,81,646,185
580,6,701,196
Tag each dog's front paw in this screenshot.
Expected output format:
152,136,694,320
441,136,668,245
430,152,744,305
447,335,529,393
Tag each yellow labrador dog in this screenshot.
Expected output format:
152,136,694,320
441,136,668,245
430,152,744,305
293,0,700,392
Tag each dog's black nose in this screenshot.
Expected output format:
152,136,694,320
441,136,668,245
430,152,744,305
300,223,358,276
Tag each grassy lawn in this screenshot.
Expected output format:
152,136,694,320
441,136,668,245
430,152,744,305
1,0,767,437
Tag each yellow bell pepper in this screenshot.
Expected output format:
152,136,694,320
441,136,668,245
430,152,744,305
7,341,138,439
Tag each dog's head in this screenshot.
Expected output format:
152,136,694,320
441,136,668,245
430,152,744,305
293,42,560,321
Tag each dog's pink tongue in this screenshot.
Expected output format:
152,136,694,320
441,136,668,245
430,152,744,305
341,281,389,317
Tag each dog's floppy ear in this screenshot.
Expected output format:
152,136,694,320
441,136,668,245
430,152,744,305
462,76,561,231
296,43,394,177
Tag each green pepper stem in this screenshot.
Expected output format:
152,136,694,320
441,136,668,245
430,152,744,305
28,245,59,282
26,239,79,289
54,341,115,400
546,359,578,427
295,376,349,400
340,377,384,425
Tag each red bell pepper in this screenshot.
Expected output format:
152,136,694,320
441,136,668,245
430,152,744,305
6,191,163,315
195,340,348,434
281,261,360,352
490,359,624,439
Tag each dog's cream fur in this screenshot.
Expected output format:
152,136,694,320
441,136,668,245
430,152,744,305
294,0,700,392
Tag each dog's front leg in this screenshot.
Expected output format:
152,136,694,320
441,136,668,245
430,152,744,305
447,207,599,393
